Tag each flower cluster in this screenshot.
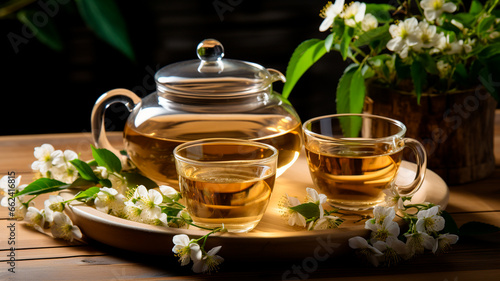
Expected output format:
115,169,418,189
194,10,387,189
279,187,344,230
0,178,83,242
1,143,225,274
320,1,378,33
284,0,500,114
349,188,459,267
121,185,190,228
31,144,79,183
172,231,226,274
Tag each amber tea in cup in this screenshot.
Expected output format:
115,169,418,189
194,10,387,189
303,114,427,210
173,138,278,233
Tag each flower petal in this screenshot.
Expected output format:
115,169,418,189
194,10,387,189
348,236,369,249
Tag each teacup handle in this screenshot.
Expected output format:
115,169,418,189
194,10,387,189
91,88,141,156
396,138,427,196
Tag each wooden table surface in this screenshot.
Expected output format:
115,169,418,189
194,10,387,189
1,113,500,281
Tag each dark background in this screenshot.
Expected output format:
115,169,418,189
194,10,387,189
1,0,352,136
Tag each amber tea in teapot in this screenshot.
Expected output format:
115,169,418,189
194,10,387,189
124,114,301,185
92,39,302,186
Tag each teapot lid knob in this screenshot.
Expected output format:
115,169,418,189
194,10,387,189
197,39,224,62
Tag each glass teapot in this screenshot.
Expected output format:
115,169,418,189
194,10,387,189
91,39,302,186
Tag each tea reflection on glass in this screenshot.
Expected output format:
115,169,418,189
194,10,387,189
303,114,427,211
173,138,278,233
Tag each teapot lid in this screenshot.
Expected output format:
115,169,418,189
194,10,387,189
155,39,285,97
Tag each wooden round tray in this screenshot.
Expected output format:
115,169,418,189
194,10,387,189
65,153,449,259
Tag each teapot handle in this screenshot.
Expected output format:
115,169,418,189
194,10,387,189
91,88,141,156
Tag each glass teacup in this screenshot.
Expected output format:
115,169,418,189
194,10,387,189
303,114,427,210
173,138,278,232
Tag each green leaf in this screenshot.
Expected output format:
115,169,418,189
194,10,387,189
349,67,366,113
70,178,98,190
289,202,320,219
354,24,390,47
99,179,112,188
478,15,496,35
395,55,411,79
336,66,363,137
91,145,122,173
459,221,500,236
336,65,357,114
365,3,395,23
282,39,327,98
453,63,469,86
17,9,63,51
70,159,99,182
122,172,158,189
14,178,68,198
478,42,500,58
368,54,391,79
75,0,134,60
74,186,101,200
411,59,426,104
417,53,438,75
340,25,354,60
470,0,483,15
444,13,476,28
441,210,459,235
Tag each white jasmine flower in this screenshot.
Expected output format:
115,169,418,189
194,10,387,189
489,31,500,39
365,207,400,243
160,185,180,201
348,236,384,267
135,186,163,221
124,201,143,222
31,144,62,177
24,206,45,233
52,149,78,167
192,246,224,274
0,176,32,220
94,166,108,179
451,19,464,30
373,236,409,266
172,234,202,266
433,33,463,54
387,18,420,58
342,1,366,28
319,0,345,32
51,163,79,184
306,187,327,217
361,13,378,31
13,197,32,220
405,231,436,256
416,205,445,233
420,0,457,21
50,212,82,242
0,175,21,206
437,60,452,78
383,188,404,211
43,195,65,224
108,173,128,195
413,21,441,52
433,233,459,254
94,187,126,216
369,206,396,226
463,38,475,53
279,194,307,227
162,210,190,229
309,215,342,230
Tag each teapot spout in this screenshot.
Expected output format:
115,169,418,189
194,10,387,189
267,68,286,83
